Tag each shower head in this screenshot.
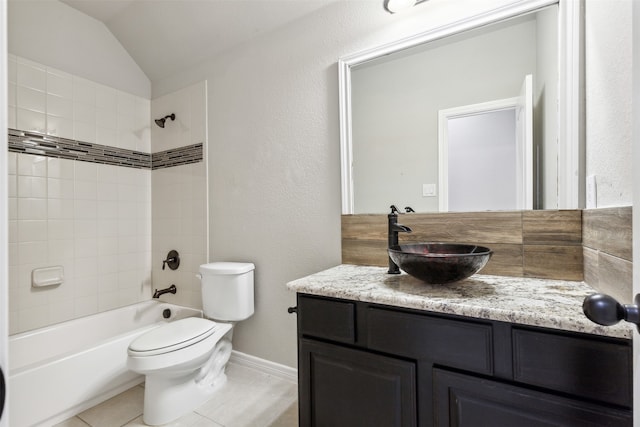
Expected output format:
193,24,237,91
154,113,176,128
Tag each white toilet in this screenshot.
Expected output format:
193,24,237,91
127,262,255,426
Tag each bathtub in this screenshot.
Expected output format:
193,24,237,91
9,301,202,427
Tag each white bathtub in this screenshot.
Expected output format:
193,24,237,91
9,301,202,427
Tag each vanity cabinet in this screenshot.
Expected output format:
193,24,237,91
296,294,632,427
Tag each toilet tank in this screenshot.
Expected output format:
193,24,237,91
199,262,255,321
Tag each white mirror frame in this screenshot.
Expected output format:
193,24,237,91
338,0,583,214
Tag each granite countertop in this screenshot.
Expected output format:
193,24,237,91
286,264,633,340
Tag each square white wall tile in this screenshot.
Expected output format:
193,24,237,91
48,198,75,220
7,152,17,174
47,219,75,240
17,86,46,113
8,54,17,84
18,198,47,220
17,58,46,91
18,220,48,242
46,67,73,98
75,180,98,200
8,175,16,198
8,82,16,107
8,221,17,243
48,178,75,199
74,121,96,143
17,176,47,198
18,154,47,176
96,126,118,147
47,239,75,262
48,157,74,179
17,108,46,134
8,105,17,129
75,161,97,181
96,84,118,110
47,115,74,139
73,76,96,106
46,94,73,118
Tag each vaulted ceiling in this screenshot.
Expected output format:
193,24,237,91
59,0,340,82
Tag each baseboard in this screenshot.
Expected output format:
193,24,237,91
229,350,298,384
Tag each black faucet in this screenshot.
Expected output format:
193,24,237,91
153,284,177,298
388,205,412,274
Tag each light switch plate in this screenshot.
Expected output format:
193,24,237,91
422,183,437,197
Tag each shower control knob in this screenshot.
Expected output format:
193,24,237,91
583,293,640,331
162,250,180,270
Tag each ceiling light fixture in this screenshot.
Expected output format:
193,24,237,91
384,0,428,14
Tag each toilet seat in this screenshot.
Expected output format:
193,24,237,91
128,317,217,357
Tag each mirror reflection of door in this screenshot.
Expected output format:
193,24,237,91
438,74,533,211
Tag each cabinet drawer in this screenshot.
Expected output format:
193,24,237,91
513,328,632,407
298,295,356,344
367,308,493,374
433,368,632,427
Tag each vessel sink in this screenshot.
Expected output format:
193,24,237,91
388,243,492,284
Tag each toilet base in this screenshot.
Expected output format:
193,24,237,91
141,338,232,425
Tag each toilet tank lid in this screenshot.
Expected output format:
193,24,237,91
200,262,255,275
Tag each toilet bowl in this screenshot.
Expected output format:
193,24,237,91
127,262,255,425
128,317,233,425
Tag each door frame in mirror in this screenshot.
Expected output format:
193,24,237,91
338,0,583,214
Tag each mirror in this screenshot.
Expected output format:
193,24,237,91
339,0,582,214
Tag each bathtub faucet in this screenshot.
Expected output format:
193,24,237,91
153,284,177,299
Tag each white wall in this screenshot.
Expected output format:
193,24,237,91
8,0,150,98
585,0,632,208
152,0,537,368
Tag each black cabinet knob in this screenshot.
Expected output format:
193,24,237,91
583,293,640,331
287,306,298,314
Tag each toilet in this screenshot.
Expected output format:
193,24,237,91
127,262,255,426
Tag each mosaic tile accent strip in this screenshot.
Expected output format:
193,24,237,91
9,129,151,169
8,129,204,169
151,143,203,170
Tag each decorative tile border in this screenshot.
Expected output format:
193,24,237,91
8,129,203,170
151,143,203,170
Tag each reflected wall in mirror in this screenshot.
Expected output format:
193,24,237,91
339,0,583,214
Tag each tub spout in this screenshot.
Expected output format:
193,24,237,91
153,284,177,299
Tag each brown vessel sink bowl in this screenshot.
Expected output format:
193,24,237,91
388,243,492,284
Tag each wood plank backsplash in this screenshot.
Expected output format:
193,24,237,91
342,210,584,281
582,207,632,302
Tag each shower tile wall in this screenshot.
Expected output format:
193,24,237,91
7,54,152,335
151,81,208,310
8,54,150,151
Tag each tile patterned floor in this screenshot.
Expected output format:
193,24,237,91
53,363,298,427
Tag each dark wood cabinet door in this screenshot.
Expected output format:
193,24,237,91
299,338,417,427
433,369,632,427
